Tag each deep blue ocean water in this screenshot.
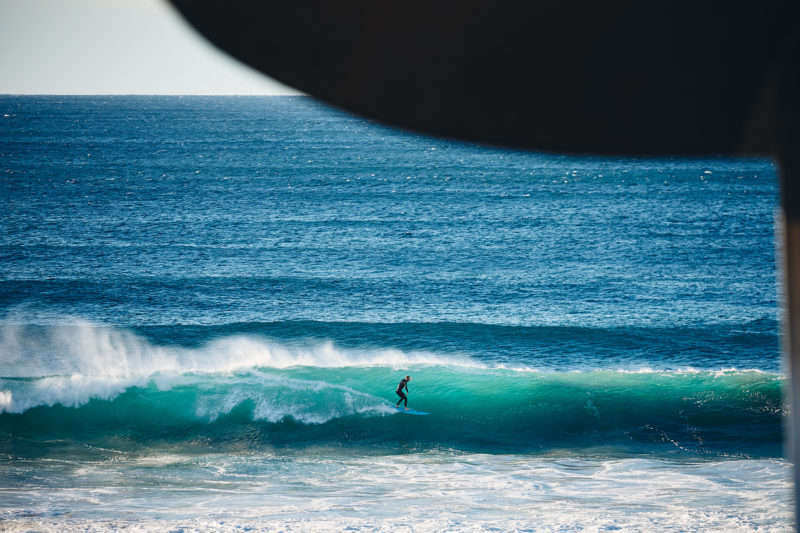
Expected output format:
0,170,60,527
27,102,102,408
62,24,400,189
0,95,790,531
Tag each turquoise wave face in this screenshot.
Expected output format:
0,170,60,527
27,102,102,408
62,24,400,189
1,366,784,458
0,321,784,457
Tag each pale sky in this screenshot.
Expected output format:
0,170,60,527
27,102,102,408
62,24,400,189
0,0,301,95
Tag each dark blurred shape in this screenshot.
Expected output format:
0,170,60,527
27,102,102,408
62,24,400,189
169,1,795,158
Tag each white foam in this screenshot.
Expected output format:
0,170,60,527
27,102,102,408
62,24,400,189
0,319,474,414
0,390,12,411
0,320,474,379
0,455,790,531
192,374,392,424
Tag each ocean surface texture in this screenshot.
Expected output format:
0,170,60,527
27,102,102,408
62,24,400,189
0,96,788,531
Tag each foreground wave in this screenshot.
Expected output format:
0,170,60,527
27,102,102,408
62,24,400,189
0,321,784,457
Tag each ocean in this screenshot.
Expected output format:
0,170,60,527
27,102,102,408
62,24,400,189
0,95,789,531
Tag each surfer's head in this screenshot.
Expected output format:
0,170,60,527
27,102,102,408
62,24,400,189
406,375,412,380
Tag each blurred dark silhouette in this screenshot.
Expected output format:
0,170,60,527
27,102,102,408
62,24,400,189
170,0,800,522
169,2,795,157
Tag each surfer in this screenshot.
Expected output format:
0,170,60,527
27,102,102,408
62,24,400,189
395,375,412,409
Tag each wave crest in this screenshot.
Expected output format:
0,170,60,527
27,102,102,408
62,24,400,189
0,320,465,414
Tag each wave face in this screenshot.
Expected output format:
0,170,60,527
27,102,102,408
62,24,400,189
0,322,784,457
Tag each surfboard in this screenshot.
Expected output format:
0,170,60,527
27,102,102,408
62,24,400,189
393,406,430,415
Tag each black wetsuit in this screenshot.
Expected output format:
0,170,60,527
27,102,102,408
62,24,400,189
396,378,409,407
